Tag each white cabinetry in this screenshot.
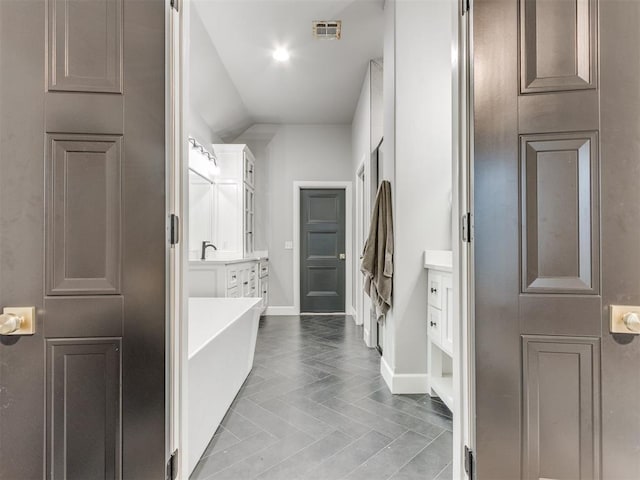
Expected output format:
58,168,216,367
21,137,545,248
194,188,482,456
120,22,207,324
425,250,454,413
190,260,258,299
258,259,269,311
212,144,256,258
189,258,269,314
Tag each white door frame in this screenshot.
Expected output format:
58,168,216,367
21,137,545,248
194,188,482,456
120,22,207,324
293,181,353,316
355,158,377,347
452,2,474,479
355,162,365,327
167,2,474,478
167,0,190,477
166,0,181,468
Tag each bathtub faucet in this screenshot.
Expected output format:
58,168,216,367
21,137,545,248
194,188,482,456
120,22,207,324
201,241,217,260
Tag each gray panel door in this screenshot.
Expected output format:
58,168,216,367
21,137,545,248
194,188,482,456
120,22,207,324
0,0,166,479
474,0,640,478
301,189,346,313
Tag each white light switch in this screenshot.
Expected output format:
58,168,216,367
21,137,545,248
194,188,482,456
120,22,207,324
285,241,293,250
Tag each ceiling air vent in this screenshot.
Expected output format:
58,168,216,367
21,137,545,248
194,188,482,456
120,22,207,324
313,21,342,40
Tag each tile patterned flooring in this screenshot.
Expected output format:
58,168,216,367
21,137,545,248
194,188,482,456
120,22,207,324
191,315,453,480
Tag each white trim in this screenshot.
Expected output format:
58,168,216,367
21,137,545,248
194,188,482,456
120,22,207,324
165,0,177,465
380,356,429,394
354,161,365,327
453,3,474,479
264,306,298,316
293,181,353,316
170,0,191,476
381,355,394,390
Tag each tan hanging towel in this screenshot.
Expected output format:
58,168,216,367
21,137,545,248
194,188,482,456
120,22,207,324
361,180,394,318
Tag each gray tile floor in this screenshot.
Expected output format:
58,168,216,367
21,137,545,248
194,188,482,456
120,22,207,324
191,315,453,480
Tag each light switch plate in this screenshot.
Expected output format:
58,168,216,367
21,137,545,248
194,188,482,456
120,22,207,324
285,241,293,250
3,307,36,335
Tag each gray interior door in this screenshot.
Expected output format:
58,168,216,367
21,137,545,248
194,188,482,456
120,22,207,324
0,1,166,478
301,189,346,313
474,0,640,478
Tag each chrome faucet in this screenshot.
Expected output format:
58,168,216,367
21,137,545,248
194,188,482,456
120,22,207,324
201,241,217,260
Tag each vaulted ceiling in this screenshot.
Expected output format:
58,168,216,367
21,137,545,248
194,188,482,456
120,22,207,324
192,0,384,138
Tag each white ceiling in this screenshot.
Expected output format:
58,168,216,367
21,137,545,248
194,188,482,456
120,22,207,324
193,0,385,128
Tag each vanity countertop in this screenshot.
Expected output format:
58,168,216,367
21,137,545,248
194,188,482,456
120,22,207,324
190,253,268,266
423,250,453,272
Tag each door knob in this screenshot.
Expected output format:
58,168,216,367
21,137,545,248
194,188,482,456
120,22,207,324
623,312,640,333
0,307,35,335
610,305,640,334
0,314,22,334
339,253,346,260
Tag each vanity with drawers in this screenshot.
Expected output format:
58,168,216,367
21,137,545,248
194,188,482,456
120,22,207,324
424,250,454,412
189,256,268,313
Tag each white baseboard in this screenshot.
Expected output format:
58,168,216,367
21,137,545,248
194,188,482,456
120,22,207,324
264,306,298,316
300,312,347,316
380,356,429,394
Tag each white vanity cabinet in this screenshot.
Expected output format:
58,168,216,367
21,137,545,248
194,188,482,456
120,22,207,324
212,144,256,258
189,258,269,314
189,259,259,299
424,250,455,413
258,259,269,311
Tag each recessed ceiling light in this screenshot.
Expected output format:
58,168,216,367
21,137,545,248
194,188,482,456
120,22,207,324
273,48,290,62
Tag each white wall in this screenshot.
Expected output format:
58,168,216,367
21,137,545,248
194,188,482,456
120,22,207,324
353,69,372,175
238,125,353,309
381,0,453,392
381,0,397,373
189,3,251,143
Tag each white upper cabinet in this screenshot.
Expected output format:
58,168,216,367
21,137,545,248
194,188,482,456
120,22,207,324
244,150,255,189
213,144,256,258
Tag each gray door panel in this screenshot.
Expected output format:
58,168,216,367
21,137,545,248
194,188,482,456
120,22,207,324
47,339,122,480
0,0,166,478
301,189,346,313
474,0,640,478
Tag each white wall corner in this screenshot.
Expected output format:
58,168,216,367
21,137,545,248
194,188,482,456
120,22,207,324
380,356,429,394
363,328,374,348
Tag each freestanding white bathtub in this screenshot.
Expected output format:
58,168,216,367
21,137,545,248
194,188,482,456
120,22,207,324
188,297,263,475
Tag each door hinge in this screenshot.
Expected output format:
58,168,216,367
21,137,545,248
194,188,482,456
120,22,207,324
464,446,475,479
462,212,473,243
170,214,180,246
461,0,470,15
166,450,178,480
170,0,179,12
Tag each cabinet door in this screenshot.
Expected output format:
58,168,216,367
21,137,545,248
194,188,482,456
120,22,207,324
227,266,239,289
244,186,255,257
441,274,454,355
428,306,442,347
241,268,251,297
245,152,255,188
428,273,442,309
261,278,269,308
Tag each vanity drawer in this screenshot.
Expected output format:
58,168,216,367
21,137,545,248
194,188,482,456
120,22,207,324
428,274,442,309
241,271,252,296
428,306,441,344
227,268,239,289
227,286,240,298
259,260,269,278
